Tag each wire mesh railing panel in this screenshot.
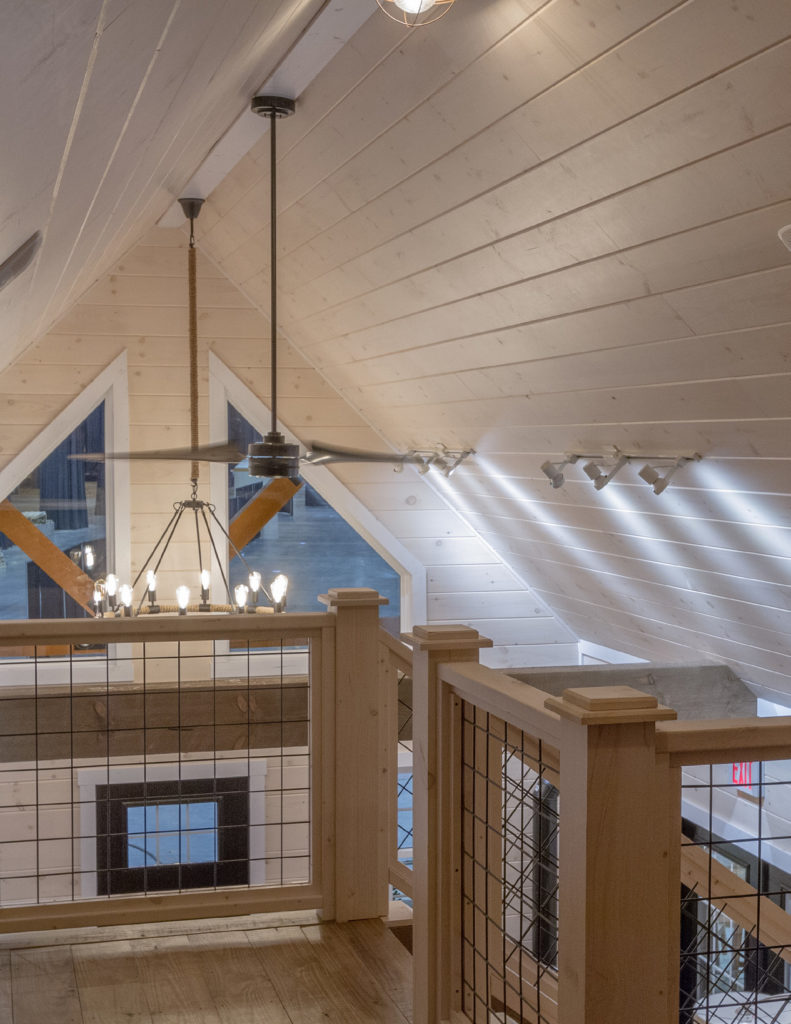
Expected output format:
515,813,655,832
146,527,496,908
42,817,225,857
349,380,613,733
0,635,314,910
397,668,413,867
461,701,559,1024
680,759,791,1024
381,631,414,905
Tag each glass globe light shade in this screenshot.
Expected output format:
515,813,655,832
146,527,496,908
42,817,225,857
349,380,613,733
376,0,456,27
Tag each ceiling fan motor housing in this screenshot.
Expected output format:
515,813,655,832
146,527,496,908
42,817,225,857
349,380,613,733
247,433,301,480
251,95,295,119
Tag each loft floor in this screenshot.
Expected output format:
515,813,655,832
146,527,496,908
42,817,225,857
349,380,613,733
0,910,413,1024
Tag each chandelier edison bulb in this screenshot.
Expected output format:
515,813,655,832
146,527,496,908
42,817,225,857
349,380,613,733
376,0,456,27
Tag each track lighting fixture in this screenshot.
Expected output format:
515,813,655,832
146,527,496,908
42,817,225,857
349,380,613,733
392,446,474,477
539,450,700,493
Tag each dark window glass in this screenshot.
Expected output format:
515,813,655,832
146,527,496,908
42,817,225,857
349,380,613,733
0,403,106,620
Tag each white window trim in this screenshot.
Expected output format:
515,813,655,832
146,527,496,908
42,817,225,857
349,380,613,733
0,353,131,684
208,352,427,632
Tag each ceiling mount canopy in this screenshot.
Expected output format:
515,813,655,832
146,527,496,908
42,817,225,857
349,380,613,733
376,0,457,27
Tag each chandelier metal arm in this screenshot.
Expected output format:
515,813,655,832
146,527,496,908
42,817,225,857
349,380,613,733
132,503,186,614
200,504,235,605
131,504,181,592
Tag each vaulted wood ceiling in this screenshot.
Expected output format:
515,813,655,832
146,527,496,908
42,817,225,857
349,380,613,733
0,0,325,369
4,0,791,699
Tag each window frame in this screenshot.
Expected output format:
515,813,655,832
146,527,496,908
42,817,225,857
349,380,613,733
95,775,249,895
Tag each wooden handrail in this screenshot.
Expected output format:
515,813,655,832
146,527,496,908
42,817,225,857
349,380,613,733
439,661,561,748
0,611,334,647
378,626,413,673
656,716,791,766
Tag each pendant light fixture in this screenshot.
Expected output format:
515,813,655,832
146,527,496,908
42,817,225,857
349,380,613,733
376,0,457,27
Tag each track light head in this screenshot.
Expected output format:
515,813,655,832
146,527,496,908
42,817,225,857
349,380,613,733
584,454,627,490
653,475,672,495
541,461,566,488
638,464,660,486
639,456,698,495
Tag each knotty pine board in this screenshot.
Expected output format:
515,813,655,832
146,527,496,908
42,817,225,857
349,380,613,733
273,36,791,297
288,128,791,320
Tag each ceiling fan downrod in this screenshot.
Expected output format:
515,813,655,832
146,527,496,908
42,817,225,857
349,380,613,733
248,94,301,480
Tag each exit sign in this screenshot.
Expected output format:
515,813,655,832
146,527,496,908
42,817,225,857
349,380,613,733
732,762,754,791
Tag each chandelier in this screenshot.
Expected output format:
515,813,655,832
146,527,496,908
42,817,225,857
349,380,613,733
81,198,287,618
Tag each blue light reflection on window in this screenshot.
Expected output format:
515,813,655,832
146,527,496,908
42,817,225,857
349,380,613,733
127,801,218,867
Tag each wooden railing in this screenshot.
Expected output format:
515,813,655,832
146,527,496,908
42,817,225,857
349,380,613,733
0,587,388,932
7,607,791,1023
406,624,791,1024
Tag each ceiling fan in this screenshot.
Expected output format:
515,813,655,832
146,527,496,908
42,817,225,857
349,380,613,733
76,95,472,481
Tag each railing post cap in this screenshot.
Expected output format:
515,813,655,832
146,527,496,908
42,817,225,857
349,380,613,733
402,623,493,651
545,685,677,725
318,587,388,608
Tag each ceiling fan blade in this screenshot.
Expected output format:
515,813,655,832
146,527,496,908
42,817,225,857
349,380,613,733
304,441,426,466
0,231,42,291
69,441,246,464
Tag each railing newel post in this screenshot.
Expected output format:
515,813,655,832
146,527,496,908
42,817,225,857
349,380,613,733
319,587,388,922
545,685,680,1024
404,624,492,1024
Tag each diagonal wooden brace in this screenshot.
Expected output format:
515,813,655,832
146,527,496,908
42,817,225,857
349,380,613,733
0,500,95,614
228,478,302,560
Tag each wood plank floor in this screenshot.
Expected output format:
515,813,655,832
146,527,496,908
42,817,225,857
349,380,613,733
0,911,413,1024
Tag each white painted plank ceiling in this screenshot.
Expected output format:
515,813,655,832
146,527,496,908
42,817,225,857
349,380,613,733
0,0,326,370
198,0,791,698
